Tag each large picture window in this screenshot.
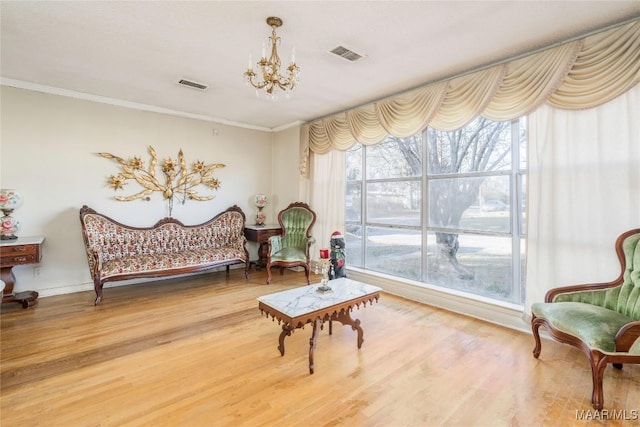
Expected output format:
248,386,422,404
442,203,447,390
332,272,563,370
346,117,527,304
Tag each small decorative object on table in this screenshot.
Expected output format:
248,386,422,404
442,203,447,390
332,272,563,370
312,250,333,293
330,231,347,279
254,194,268,225
0,189,23,240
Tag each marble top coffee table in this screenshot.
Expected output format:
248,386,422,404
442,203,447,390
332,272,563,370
257,278,381,374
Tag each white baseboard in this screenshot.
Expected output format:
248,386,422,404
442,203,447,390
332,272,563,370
36,264,246,298
38,282,94,297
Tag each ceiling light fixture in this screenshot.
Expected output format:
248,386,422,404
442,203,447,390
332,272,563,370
244,17,299,97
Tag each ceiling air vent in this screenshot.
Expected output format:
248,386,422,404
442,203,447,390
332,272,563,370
177,79,208,90
330,45,366,62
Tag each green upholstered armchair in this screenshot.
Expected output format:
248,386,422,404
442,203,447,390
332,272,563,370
531,228,640,410
266,202,316,285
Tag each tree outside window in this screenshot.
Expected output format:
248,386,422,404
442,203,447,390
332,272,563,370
346,117,526,304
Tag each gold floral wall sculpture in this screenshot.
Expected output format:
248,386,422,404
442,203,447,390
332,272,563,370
100,146,225,216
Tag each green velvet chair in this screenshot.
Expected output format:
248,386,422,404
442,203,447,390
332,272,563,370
531,228,640,410
266,202,316,285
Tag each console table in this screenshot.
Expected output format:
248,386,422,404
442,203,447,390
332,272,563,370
0,236,44,308
244,224,282,269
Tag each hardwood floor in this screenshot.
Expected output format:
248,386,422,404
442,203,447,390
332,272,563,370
1,269,638,426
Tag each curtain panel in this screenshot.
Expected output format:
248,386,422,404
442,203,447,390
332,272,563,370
299,19,639,174
525,84,640,315
309,149,346,258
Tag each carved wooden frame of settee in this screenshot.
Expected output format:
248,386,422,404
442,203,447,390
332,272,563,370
79,205,250,305
531,228,640,410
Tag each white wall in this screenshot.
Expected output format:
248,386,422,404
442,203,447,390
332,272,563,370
0,86,303,297
271,126,309,215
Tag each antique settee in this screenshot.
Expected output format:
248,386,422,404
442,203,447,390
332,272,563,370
531,228,640,410
79,205,249,305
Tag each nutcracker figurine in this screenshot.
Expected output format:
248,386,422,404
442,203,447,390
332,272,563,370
329,231,347,279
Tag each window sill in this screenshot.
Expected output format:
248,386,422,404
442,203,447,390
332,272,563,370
346,267,529,333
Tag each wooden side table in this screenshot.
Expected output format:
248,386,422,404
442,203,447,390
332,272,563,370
244,224,282,270
0,236,44,308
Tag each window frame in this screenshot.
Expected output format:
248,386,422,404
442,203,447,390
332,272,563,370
345,117,527,304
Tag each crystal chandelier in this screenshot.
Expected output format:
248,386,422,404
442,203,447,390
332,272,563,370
244,17,299,96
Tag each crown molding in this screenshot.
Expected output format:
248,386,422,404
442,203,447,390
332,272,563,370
272,120,305,132
0,78,296,133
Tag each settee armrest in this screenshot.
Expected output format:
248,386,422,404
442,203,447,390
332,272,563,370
306,236,316,249
269,235,315,254
305,236,316,259
268,235,283,255
615,321,640,352
231,234,247,250
545,281,623,303
84,247,103,281
546,228,639,304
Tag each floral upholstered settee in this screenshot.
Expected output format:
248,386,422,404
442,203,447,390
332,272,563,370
531,228,640,410
79,205,249,305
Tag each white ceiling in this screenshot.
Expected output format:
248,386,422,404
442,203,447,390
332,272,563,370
1,1,639,131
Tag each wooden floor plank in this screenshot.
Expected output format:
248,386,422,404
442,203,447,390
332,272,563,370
1,269,638,426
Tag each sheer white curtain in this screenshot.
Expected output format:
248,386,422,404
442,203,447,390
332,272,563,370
525,85,640,314
309,149,346,258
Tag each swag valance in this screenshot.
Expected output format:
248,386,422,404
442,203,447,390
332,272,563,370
300,19,640,174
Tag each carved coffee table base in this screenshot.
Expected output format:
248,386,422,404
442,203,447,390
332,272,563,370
278,309,364,374
258,278,381,374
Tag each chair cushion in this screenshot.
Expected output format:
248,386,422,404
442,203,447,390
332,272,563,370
532,301,634,353
271,247,307,262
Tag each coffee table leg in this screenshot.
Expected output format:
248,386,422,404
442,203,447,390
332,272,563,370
278,324,294,356
309,319,321,374
333,310,364,348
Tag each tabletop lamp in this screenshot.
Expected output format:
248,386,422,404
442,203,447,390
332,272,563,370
0,189,23,240
255,194,268,226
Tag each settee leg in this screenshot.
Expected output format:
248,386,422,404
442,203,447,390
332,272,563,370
94,281,103,306
613,363,623,369
590,352,607,410
531,316,543,358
